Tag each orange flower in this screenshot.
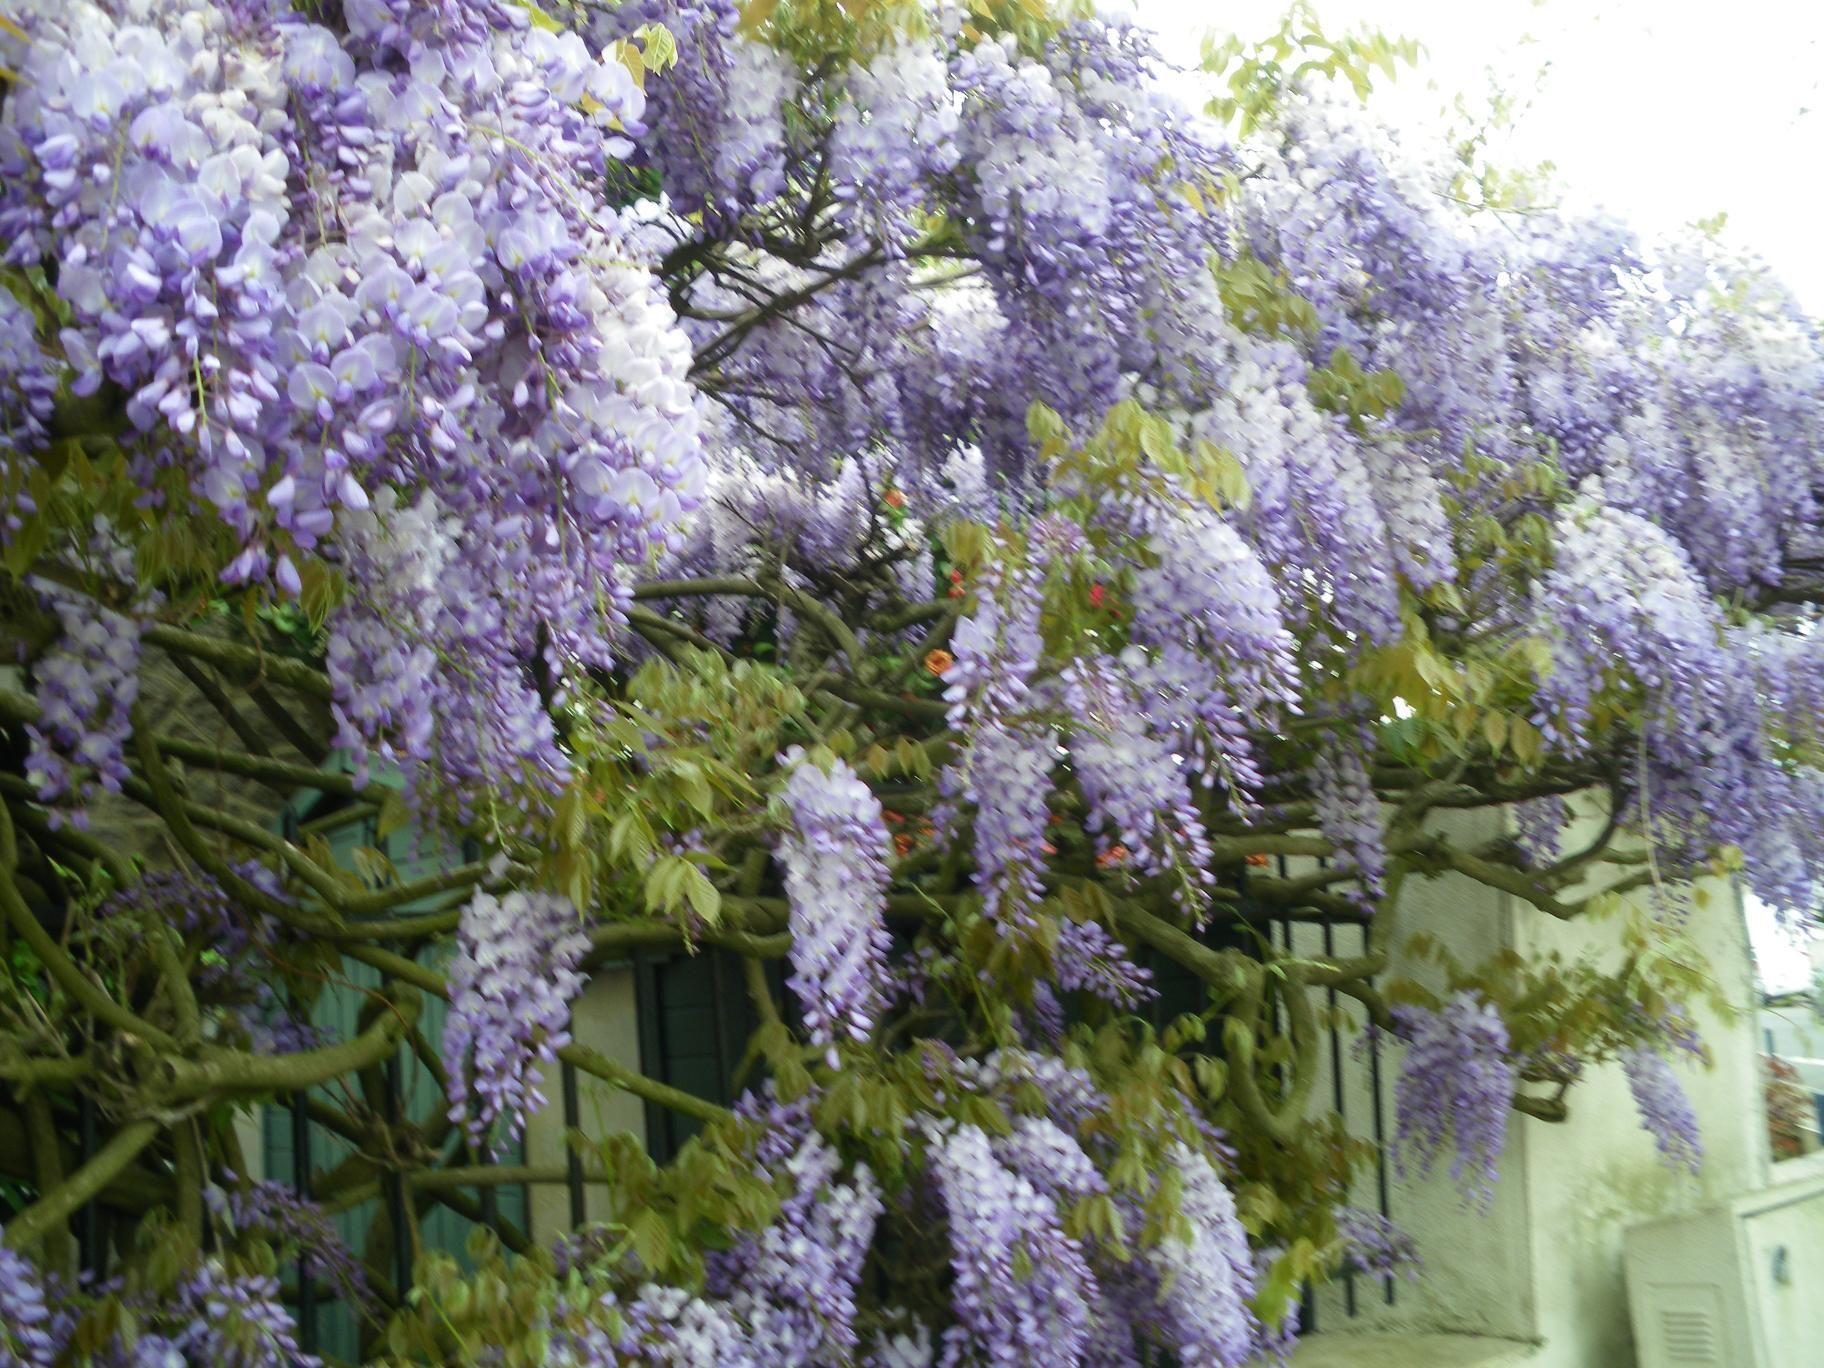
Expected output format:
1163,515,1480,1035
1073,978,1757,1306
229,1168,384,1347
883,809,906,825
924,648,954,676
1096,844,1130,868
1246,852,1270,868
884,488,907,509
894,833,915,857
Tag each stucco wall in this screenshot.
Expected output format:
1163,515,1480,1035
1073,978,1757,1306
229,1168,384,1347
1513,792,1768,1367
1295,794,1771,1367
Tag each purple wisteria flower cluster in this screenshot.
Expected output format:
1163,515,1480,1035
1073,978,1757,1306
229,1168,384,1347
9,0,1824,1359
101,867,322,1052
776,749,894,1053
1621,1046,1704,1176
609,0,789,225
21,586,142,823
207,1175,375,1313
1333,1205,1422,1282
1390,992,1519,1209
1311,728,1387,899
928,1120,1097,1366
0,286,57,475
939,549,1056,925
0,0,703,816
0,1239,61,1368
442,888,589,1154
1145,1143,1261,1366
1062,652,1215,903
1053,917,1155,1009
544,1091,881,1367
0,1248,312,1368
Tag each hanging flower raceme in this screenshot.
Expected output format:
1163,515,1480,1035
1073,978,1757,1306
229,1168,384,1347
1145,1144,1260,1368
1621,1046,1704,1175
829,36,962,247
207,1176,375,1314
708,1121,884,1364
1061,652,1215,911
929,1121,1097,1367
1389,992,1518,1209
1333,1206,1422,1281
776,749,894,1054
0,285,56,475
1311,726,1387,900
22,587,144,826
442,889,590,1155
1053,918,1155,1009
939,543,1060,925
1537,487,1824,912
607,0,789,224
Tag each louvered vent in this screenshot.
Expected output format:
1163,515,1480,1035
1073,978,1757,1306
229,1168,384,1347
1659,1306,1720,1364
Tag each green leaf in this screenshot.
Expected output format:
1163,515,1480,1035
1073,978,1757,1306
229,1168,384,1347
680,864,721,925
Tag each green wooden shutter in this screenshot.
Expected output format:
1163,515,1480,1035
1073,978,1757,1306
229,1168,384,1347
634,949,781,1163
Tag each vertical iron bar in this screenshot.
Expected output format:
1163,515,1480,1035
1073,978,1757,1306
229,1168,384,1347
1324,912,1356,1317
1276,856,1317,1328
562,1060,586,1229
386,1056,411,1301
77,1093,98,1276
1364,921,1395,1305
291,1089,318,1352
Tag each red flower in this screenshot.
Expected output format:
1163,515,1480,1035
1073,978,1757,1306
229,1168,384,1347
1089,583,1106,608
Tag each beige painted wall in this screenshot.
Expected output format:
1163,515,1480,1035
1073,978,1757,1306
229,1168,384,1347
522,965,647,1242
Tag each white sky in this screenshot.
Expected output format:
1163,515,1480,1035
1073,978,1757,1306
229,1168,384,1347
1139,0,1824,310
1136,0,1824,990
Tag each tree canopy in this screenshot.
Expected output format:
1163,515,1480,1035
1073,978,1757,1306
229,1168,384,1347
1,0,1820,1364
